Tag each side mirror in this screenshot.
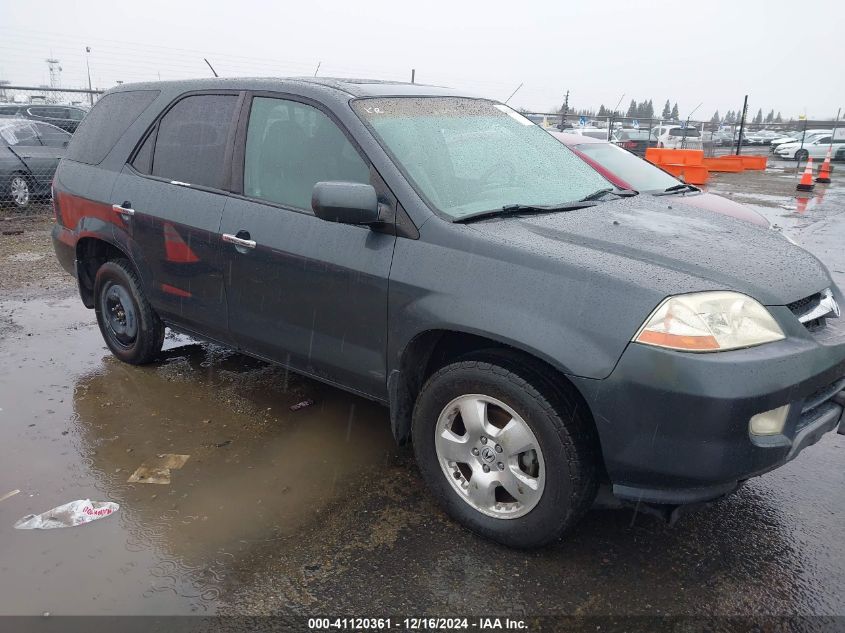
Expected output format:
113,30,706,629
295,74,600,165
312,181,380,225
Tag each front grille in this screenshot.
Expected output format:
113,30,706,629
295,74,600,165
788,293,821,316
787,290,838,332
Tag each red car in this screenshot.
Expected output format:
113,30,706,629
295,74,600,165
550,132,768,227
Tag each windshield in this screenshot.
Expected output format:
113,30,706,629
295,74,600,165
352,97,609,220
576,142,679,192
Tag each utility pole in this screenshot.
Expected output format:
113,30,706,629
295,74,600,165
85,47,93,106
558,90,569,130
735,95,748,155
411,69,415,84
609,93,625,141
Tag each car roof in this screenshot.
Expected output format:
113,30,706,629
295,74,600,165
108,77,469,101
549,131,606,145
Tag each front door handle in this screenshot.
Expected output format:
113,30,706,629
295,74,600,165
112,202,135,217
222,232,256,249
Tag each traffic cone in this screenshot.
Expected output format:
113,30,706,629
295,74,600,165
797,157,815,191
816,147,832,183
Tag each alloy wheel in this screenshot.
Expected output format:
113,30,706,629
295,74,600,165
434,394,545,519
10,176,30,208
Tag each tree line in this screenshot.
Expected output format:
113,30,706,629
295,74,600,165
553,99,786,125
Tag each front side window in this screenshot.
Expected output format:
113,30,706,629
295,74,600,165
353,97,608,219
152,94,239,189
32,122,71,147
243,97,369,210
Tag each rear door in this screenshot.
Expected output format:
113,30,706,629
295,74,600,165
111,92,242,343
220,94,396,398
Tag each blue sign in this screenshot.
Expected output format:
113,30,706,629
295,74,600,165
632,119,640,129
579,115,587,127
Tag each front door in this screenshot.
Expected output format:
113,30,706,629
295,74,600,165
221,95,396,398
110,92,242,342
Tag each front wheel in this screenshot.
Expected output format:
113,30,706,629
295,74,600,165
795,149,809,162
8,174,31,209
412,354,598,548
94,259,165,364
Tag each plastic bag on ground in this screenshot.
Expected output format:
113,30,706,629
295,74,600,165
14,499,119,530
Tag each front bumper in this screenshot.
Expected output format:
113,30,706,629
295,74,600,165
572,313,845,505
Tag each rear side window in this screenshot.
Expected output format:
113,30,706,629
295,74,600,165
152,94,238,189
66,90,160,165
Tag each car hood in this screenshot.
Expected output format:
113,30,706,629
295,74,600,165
466,195,830,306
654,191,769,227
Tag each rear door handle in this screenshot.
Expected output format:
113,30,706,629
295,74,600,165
112,203,135,217
222,233,256,249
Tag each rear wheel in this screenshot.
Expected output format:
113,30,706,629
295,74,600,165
412,353,598,548
94,259,164,364
8,174,31,209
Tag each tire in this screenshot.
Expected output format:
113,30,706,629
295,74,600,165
411,352,598,548
8,174,31,209
93,258,165,365
795,149,808,162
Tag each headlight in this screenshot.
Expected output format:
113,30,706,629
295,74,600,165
634,291,785,352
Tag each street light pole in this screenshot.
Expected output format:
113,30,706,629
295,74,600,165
85,47,93,106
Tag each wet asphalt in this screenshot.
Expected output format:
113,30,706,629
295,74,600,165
0,159,843,620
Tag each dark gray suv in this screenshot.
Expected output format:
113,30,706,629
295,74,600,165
51,78,845,547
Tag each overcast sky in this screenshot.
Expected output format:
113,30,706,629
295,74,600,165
1,0,842,119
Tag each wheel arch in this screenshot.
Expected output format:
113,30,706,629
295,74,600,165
387,328,598,450
75,236,139,308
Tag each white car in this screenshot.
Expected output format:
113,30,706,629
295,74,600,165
774,133,843,160
654,124,702,149
568,127,609,140
770,129,830,152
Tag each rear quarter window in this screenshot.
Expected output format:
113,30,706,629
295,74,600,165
66,90,160,165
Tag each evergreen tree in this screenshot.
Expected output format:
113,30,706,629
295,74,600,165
597,104,607,117
765,109,774,123
661,100,671,119
645,99,654,119
671,102,679,119
710,110,721,124
626,99,637,118
775,112,783,123
753,108,763,124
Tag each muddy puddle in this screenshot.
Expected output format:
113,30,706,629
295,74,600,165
0,295,396,614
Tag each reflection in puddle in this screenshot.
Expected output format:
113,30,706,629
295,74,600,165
0,296,396,614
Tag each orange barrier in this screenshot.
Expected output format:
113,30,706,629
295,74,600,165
740,155,768,170
645,148,704,166
659,164,710,185
702,157,745,172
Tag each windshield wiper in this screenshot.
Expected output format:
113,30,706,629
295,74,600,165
654,183,700,196
579,187,615,201
454,200,599,224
